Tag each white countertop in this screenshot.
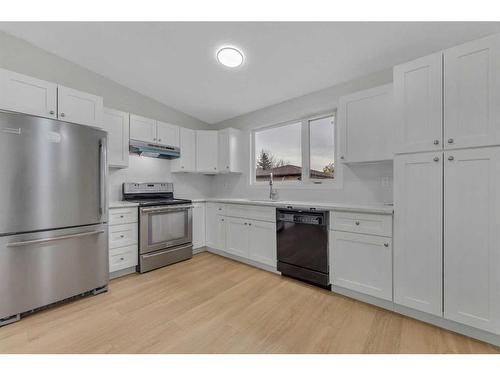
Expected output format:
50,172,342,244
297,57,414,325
190,198,393,214
109,201,139,209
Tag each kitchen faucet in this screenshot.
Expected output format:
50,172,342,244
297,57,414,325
269,172,278,200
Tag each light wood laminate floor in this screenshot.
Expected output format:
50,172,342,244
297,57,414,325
0,252,498,354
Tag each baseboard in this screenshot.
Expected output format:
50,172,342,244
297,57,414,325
333,285,500,347
109,266,137,280
205,247,279,274
193,246,207,255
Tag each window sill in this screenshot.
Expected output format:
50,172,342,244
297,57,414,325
249,181,343,190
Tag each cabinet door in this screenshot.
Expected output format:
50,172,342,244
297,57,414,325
57,85,103,127
192,203,206,249
338,84,395,162
248,220,276,267
394,53,443,153
0,68,57,119
444,34,500,149
103,108,129,168
205,203,218,249
216,216,227,251
225,217,249,258
331,231,392,301
218,129,230,173
172,127,196,172
444,147,500,333
129,114,156,143
196,130,218,173
156,121,180,147
394,152,443,316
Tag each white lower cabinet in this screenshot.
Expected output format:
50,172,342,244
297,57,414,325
394,152,443,316
225,217,249,257
331,231,392,301
247,220,276,267
443,147,500,333
395,147,500,334
192,202,206,249
108,206,138,276
205,203,277,269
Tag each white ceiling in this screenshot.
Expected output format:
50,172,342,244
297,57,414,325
1,22,500,124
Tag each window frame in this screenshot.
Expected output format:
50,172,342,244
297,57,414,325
250,110,342,189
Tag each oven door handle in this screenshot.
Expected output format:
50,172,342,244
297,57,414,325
141,205,193,213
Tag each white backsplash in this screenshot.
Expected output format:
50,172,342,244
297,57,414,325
108,154,213,202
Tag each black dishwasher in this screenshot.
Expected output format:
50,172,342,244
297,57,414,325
276,208,330,288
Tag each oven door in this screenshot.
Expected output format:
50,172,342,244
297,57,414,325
139,205,192,254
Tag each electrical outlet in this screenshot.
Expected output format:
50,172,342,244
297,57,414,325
381,176,392,187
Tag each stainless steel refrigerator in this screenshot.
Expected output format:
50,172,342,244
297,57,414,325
0,110,108,326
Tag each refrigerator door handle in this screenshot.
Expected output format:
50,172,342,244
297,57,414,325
99,138,108,220
6,230,105,247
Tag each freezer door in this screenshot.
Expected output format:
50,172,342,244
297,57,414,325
0,224,108,319
0,111,107,234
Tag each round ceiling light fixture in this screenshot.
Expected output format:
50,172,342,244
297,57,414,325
216,46,244,68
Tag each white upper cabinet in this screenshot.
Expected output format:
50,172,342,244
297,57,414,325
196,130,218,173
0,68,57,119
57,85,103,128
394,52,443,153
394,152,443,316
156,121,180,147
444,34,500,149
103,108,129,168
172,127,196,172
444,147,500,333
218,128,243,173
130,114,156,143
337,84,395,163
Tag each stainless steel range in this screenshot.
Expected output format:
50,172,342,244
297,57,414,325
122,182,193,273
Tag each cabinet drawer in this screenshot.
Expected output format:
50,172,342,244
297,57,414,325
109,245,138,273
225,204,276,223
331,211,392,237
330,231,392,301
109,207,138,225
109,223,138,249
213,203,226,215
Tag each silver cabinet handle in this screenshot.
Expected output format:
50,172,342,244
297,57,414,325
221,218,225,222
120,234,125,238
158,138,162,142
434,139,439,145
49,110,55,115
244,222,247,225
248,223,252,226
433,156,440,162
340,156,345,160
120,257,124,261
448,156,454,161
355,221,360,225
120,215,124,218
448,138,454,144
7,230,104,247
384,243,389,247
60,112,65,117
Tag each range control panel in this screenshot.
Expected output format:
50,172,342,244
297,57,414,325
123,182,173,194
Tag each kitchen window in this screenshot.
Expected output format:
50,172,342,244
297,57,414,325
251,112,339,187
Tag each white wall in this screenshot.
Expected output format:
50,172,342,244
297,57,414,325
211,69,394,205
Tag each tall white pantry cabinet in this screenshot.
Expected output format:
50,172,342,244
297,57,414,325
394,33,500,334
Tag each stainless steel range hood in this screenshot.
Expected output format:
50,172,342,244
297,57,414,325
129,139,180,159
